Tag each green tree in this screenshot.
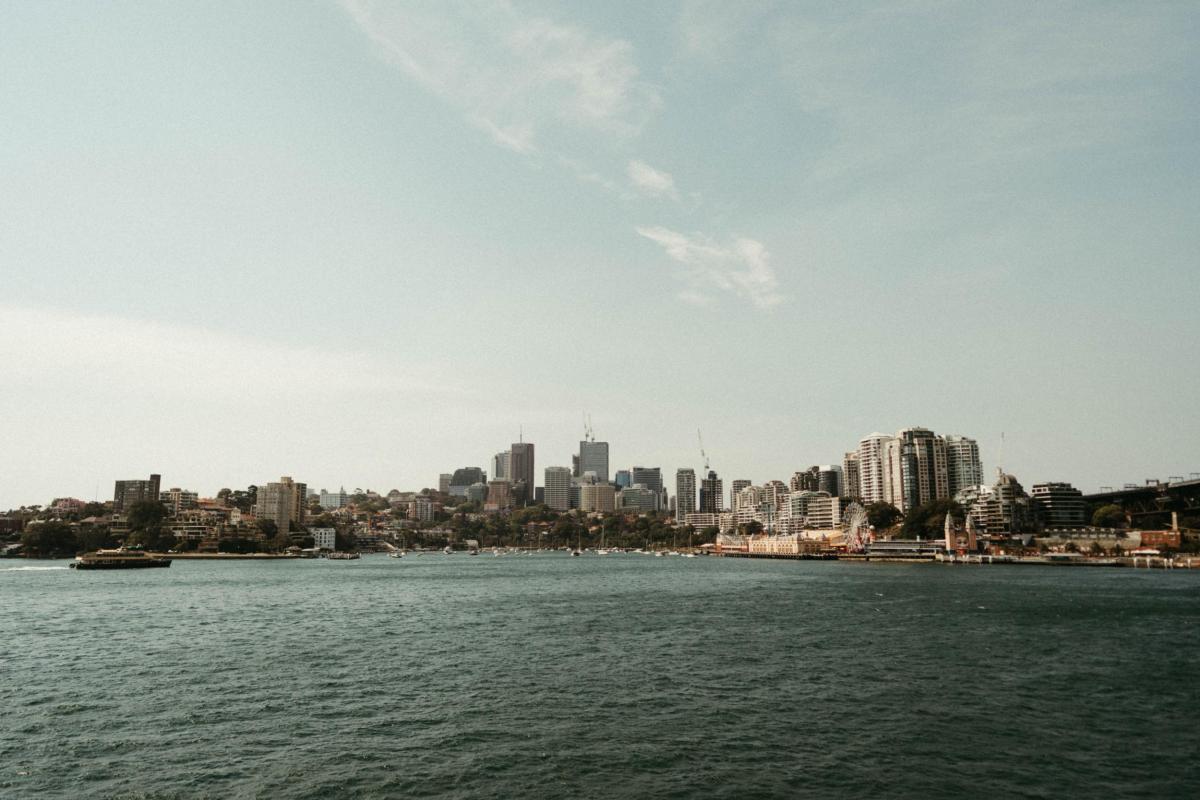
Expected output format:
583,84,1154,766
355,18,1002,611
866,502,903,532
901,500,963,538
1092,504,1126,528
126,500,171,551
21,521,76,556
257,519,278,539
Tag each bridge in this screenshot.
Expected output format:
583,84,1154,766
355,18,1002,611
1083,476,1200,528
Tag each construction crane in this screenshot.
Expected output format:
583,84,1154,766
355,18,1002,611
697,429,709,472
583,413,595,443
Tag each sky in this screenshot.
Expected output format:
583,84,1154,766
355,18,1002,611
2,1,1199,508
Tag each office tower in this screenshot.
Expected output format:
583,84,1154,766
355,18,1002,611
1031,482,1086,527
449,467,486,497
113,473,161,513
484,480,512,511
509,442,535,505
857,433,894,504
615,470,632,489
578,440,610,483
618,485,657,512
884,427,949,512
630,466,664,510
544,467,571,511
255,476,307,535
816,465,841,497
945,435,983,498
675,468,697,517
841,452,860,499
699,470,723,513
492,451,511,481
438,473,452,494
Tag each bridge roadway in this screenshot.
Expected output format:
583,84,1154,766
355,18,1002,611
1083,477,1200,525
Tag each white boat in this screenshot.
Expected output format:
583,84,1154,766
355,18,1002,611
388,551,404,559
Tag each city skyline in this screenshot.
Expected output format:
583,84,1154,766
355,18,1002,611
2,3,1198,508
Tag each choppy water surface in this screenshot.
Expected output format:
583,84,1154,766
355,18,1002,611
2,554,1197,798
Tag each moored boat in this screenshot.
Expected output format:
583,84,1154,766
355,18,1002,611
70,549,171,570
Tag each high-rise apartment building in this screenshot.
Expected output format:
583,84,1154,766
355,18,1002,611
318,487,349,510
675,468,697,518
945,436,983,498
160,487,198,515
509,442,535,505
842,452,860,499
731,479,752,510
884,427,949,512
255,476,307,535
699,470,724,513
544,467,572,511
857,434,894,504
578,440,609,483
113,473,161,513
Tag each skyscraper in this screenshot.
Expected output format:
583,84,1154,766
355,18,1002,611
510,441,535,505
945,435,983,497
491,451,511,481
699,470,723,513
615,470,632,489
544,466,572,511
857,433,894,504
438,473,452,494
675,468,696,518
731,479,751,510
884,427,949,512
578,440,609,483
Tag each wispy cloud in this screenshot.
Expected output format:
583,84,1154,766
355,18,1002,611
627,159,678,199
636,226,783,309
342,0,660,153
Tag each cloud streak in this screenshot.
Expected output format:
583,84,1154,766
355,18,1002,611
342,0,660,153
636,226,783,309
627,159,678,199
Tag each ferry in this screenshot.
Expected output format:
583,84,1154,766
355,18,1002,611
70,548,172,570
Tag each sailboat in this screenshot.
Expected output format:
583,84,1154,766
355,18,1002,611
572,529,581,557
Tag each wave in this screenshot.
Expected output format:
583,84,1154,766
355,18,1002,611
0,565,70,571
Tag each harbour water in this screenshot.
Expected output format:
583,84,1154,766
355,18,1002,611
2,554,1197,798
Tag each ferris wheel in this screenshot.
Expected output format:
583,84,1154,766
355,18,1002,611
842,502,871,552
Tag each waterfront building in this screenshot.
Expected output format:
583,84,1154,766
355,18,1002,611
255,477,307,535
449,467,487,497
842,451,860,499
857,434,893,504
945,436,983,498
684,512,720,530
615,470,632,489
509,442,535,505
1031,482,1086,527
700,470,724,513
966,471,1036,533
676,468,697,518
311,528,336,551
805,493,842,529
544,466,572,511
492,451,511,481
578,440,610,483
579,481,616,513
438,473,452,494
113,473,161,513
160,487,199,515
318,487,349,510
618,484,657,513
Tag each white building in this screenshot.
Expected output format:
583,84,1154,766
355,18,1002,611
945,436,983,498
857,433,894,504
311,528,336,551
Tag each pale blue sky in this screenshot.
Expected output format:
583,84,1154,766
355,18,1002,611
2,1,1198,507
